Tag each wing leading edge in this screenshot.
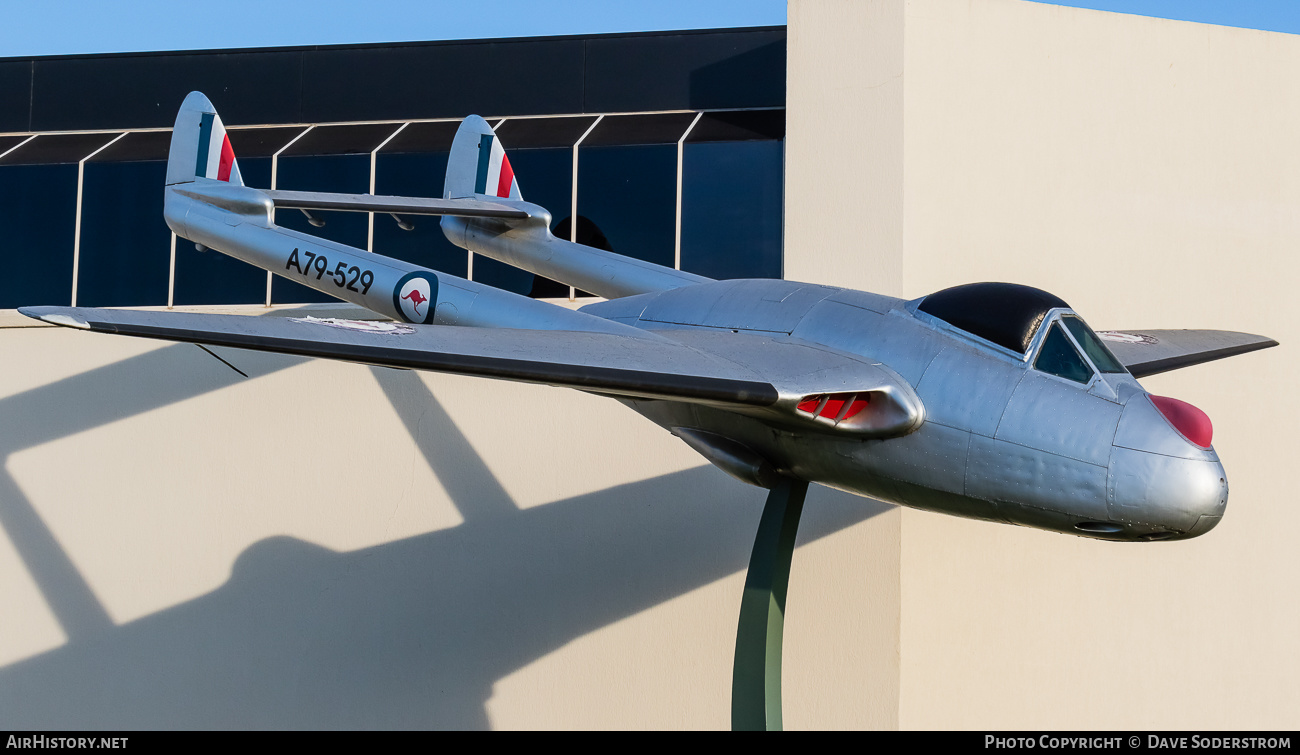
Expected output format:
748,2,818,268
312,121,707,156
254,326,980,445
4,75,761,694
1099,329,1279,378
264,189,530,220
20,307,778,407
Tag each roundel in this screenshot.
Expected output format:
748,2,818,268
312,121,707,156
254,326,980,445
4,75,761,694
393,271,439,324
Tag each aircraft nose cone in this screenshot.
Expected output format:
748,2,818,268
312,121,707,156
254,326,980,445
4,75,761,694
1108,394,1228,537
1107,448,1227,537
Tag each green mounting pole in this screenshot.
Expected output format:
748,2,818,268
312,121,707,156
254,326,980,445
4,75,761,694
731,476,809,731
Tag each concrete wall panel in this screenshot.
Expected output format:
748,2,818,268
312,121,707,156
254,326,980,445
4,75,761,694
786,0,906,295
897,0,1298,729
785,0,907,728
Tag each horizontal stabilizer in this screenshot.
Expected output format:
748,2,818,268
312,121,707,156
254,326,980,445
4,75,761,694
20,307,778,407
1098,329,1279,378
438,114,710,299
265,189,530,220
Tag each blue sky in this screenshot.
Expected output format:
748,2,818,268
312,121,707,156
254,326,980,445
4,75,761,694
0,1,787,57
1031,0,1300,34
0,1,1296,58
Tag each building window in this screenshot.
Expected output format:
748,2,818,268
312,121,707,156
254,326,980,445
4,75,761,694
0,108,785,311
0,164,76,309
77,161,171,307
681,139,783,280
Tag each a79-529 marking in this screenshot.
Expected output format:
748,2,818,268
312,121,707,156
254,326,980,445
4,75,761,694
285,248,374,295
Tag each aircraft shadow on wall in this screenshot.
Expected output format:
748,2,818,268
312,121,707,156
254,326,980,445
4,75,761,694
0,343,881,728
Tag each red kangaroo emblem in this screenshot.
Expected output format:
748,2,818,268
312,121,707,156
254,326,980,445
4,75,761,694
402,288,429,317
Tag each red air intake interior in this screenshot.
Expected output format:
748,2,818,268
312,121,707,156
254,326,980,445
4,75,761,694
797,392,869,421
1149,395,1213,449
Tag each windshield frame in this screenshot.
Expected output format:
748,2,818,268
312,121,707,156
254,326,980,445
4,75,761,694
1032,318,1097,386
1025,308,1140,387
1059,314,1129,374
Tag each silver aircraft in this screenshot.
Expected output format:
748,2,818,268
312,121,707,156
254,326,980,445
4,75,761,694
23,92,1278,543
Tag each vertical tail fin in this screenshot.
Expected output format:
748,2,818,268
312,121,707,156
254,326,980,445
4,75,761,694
166,91,243,187
444,115,521,201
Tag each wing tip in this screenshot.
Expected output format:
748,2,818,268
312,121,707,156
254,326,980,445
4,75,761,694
17,307,91,330
1128,337,1280,378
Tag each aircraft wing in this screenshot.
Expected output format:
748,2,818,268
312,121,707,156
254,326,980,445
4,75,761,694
20,307,778,407
264,190,530,219
1098,329,1279,378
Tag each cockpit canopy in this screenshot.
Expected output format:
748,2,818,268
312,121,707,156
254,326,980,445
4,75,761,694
918,281,1128,383
917,282,1067,354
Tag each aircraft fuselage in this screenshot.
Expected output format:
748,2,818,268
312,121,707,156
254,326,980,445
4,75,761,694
583,280,1227,542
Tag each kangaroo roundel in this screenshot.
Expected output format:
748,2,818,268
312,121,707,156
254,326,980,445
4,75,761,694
393,272,438,324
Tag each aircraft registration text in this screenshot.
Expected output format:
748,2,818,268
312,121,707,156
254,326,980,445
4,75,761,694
285,247,375,295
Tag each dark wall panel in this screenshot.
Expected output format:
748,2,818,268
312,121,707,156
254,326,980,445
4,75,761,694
76,162,170,307
283,123,404,156
1,133,118,166
584,113,700,147
227,127,314,159
680,140,783,280
31,50,304,131
173,158,271,306
301,39,585,122
381,121,459,154
495,116,597,149
0,61,32,132
92,131,172,162
688,110,785,142
578,145,676,269
13,27,785,134
0,165,75,308
584,30,785,113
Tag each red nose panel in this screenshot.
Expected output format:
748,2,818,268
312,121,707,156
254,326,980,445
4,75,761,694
1149,395,1213,449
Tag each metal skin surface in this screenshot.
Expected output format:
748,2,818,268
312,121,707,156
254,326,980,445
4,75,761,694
1098,328,1278,378
24,92,1275,543
166,182,628,336
616,294,1227,541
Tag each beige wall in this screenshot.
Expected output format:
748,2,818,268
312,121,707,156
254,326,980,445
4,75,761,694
0,308,894,729
787,0,906,295
785,0,909,729
786,0,1298,729
3,0,1297,730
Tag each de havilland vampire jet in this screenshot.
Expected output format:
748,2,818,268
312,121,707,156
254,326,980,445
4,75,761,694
23,92,1277,544
21,92,1281,730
